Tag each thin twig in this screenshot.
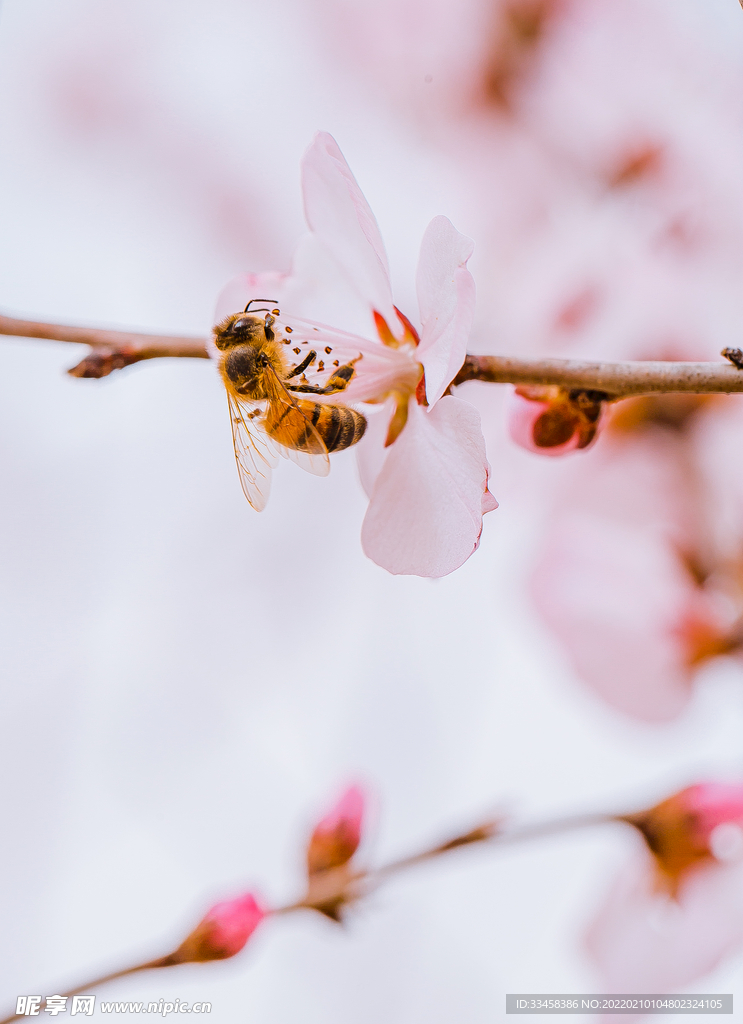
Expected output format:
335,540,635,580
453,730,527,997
0,807,625,1023
321,810,618,892
0,958,177,1024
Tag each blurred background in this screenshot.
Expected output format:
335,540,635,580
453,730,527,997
0,0,742,1019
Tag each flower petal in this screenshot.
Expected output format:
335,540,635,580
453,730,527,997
301,132,397,328
416,216,476,406
586,851,743,1000
361,396,496,577
355,400,395,498
532,514,699,723
507,389,585,456
281,233,380,338
277,311,420,404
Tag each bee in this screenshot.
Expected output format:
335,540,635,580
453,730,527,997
213,299,366,510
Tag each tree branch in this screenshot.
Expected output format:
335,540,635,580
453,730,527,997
0,313,208,378
0,808,621,1023
4,312,743,397
453,353,743,398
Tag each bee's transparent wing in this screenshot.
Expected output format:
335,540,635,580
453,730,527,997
276,435,331,478
226,391,279,511
264,372,330,478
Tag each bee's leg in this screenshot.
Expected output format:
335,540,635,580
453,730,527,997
286,361,357,395
321,362,356,393
285,350,317,379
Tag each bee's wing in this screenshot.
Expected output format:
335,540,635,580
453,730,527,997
226,390,279,511
264,372,331,479
280,441,331,478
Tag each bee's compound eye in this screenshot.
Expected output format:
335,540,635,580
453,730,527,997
231,317,251,333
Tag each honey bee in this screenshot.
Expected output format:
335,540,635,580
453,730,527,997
213,300,366,510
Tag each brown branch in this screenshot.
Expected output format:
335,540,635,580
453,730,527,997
0,957,177,1024
0,313,208,378
453,353,743,398
304,810,618,900
5,312,743,397
0,808,622,1022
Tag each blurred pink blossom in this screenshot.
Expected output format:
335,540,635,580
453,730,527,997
507,385,604,456
587,784,743,1001
214,132,497,577
307,784,365,876
626,784,743,892
173,892,265,963
686,784,743,845
586,851,743,1008
531,405,743,722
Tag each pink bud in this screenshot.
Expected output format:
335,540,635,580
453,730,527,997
682,783,743,843
625,783,743,893
508,386,605,456
673,604,742,668
172,893,265,963
307,785,365,876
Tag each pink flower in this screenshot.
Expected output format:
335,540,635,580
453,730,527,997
307,784,365,876
684,784,743,844
625,784,743,892
587,784,743,1001
586,852,743,1005
172,892,265,963
530,423,741,722
507,385,605,456
214,132,497,578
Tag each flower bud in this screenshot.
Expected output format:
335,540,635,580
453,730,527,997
307,785,365,876
171,893,265,964
674,603,742,667
508,386,607,456
625,783,743,892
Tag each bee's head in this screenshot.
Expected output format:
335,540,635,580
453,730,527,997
213,312,274,351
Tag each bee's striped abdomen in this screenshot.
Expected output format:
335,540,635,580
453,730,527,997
305,402,366,452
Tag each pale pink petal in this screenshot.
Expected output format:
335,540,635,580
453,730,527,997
507,391,583,457
530,434,725,722
416,216,476,406
213,272,288,325
281,233,380,338
482,483,499,514
355,400,395,498
532,515,698,723
361,396,496,577
276,313,420,405
301,132,397,328
586,850,743,1006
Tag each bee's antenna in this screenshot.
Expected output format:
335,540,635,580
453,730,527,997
244,298,279,313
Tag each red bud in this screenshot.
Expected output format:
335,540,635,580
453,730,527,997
625,783,743,893
307,785,365,876
171,893,266,963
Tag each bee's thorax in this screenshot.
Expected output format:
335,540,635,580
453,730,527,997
221,341,285,400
